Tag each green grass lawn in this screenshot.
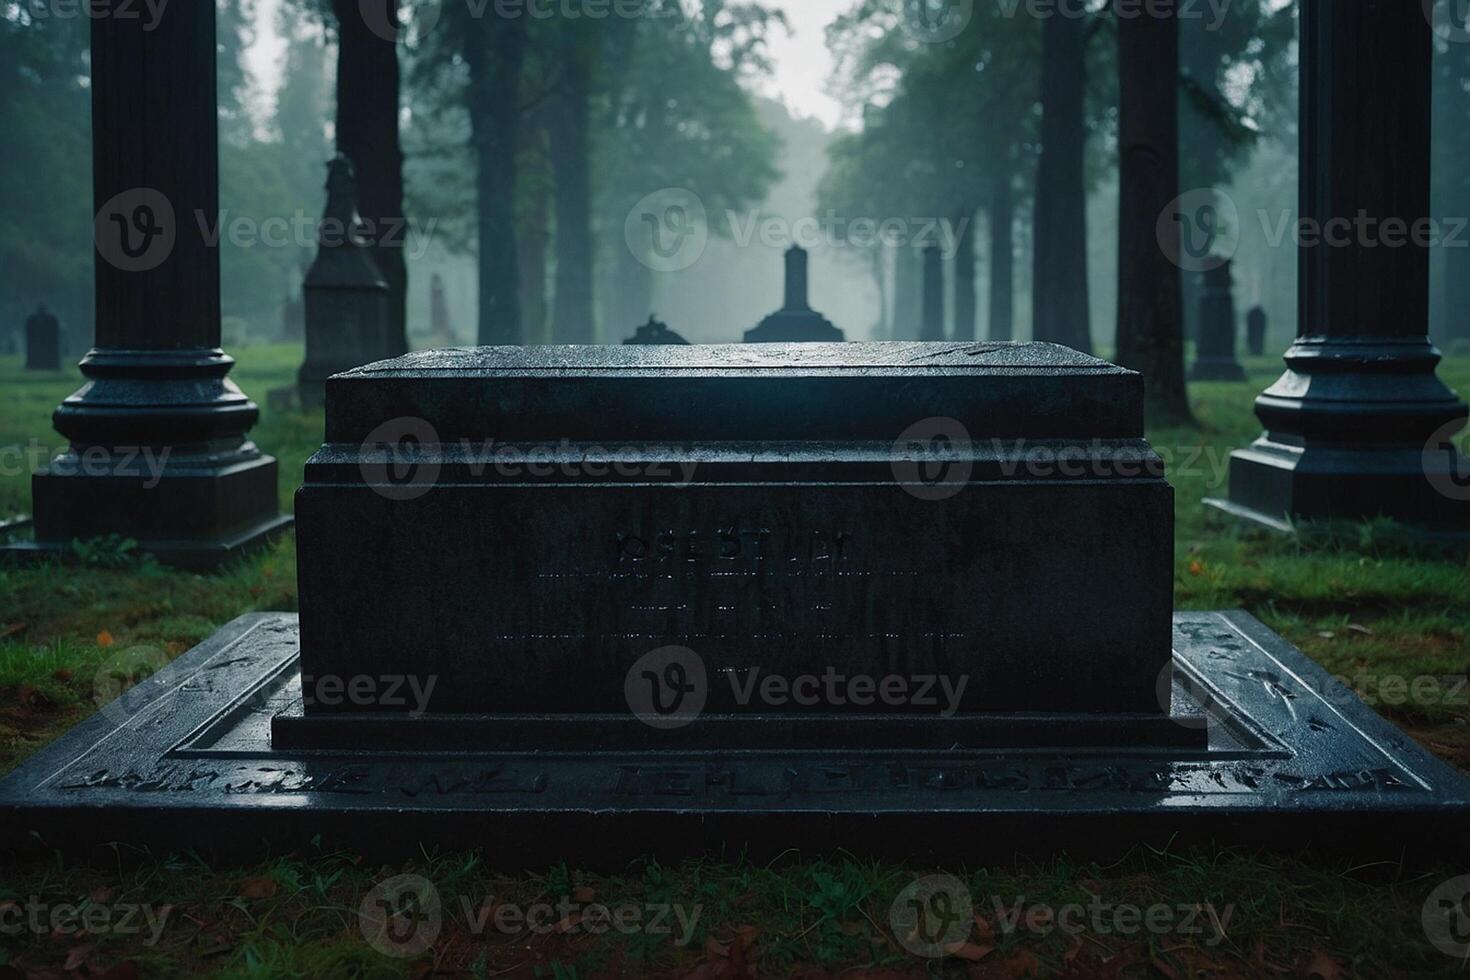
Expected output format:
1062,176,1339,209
1,347,1468,978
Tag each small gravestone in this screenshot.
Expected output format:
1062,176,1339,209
1246,306,1267,357
297,156,393,405
624,315,689,346
1189,259,1246,381
920,244,945,342
24,305,61,371
743,246,845,343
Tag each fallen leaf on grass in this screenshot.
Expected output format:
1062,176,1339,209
96,630,113,648
994,949,1042,977
942,940,994,961
62,945,93,971
52,669,73,683
1306,948,1346,980
572,885,596,903
238,876,277,899
1188,561,1205,577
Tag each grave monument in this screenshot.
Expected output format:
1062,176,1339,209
624,315,689,345
5,338,1470,864
743,246,844,343
3,0,1469,866
23,304,61,372
1188,260,1246,381
298,156,394,406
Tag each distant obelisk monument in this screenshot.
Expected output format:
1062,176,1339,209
298,156,393,402
743,246,845,343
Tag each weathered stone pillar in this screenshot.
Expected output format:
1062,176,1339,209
11,2,291,568
1211,0,1469,531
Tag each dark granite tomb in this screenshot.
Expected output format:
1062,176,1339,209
743,247,845,343
24,305,61,372
4,340,1469,865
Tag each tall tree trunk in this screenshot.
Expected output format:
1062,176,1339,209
988,168,1015,342
871,248,890,339
332,0,407,355
550,28,595,344
463,9,525,345
518,119,550,345
1033,13,1092,353
1115,0,1192,424
892,246,920,339
951,211,977,342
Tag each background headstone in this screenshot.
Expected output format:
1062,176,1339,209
299,156,393,401
624,316,689,345
1246,306,1267,357
1189,260,1246,381
24,305,60,371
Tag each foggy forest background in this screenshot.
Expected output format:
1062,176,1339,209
3,0,1470,360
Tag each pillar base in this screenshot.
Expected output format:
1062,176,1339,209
7,347,294,571
1216,337,1470,533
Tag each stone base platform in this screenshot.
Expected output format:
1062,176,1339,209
2,611,1467,867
